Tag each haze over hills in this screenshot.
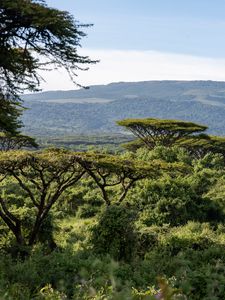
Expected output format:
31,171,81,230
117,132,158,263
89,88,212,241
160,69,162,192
22,80,225,137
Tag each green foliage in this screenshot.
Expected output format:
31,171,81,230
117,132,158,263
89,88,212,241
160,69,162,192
118,117,225,160
135,146,191,164
0,117,224,299
76,151,172,205
0,0,96,136
0,149,85,246
122,138,146,152
0,95,23,134
0,0,96,96
77,204,101,219
117,118,207,134
117,117,207,148
91,206,138,261
177,134,225,159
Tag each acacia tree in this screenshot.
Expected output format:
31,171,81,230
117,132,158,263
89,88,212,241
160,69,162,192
75,152,186,206
117,118,207,149
0,0,97,132
177,134,225,159
0,150,85,246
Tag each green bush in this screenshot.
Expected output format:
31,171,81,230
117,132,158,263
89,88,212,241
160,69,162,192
91,205,138,261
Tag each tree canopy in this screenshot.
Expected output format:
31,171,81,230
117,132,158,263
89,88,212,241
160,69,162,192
117,118,207,149
0,93,23,134
177,134,225,158
0,149,85,246
0,149,185,244
75,152,188,205
0,0,97,133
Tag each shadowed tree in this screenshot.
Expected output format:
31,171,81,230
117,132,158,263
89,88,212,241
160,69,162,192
0,93,23,134
117,118,207,149
0,132,38,151
0,149,85,246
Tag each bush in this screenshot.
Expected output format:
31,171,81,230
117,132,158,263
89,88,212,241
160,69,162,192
90,205,138,261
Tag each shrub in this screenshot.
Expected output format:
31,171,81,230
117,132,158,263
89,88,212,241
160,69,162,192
90,205,138,261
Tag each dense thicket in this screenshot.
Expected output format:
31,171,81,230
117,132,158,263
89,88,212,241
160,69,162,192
0,117,224,299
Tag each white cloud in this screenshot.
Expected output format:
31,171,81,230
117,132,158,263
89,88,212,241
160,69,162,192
38,49,225,91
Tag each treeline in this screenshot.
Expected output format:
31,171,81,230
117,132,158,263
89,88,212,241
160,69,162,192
37,134,133,152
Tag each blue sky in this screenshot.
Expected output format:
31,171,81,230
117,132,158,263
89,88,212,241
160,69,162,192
42,0,225,90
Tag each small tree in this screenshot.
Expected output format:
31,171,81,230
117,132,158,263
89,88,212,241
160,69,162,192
0,149,85,246
117,118,207,149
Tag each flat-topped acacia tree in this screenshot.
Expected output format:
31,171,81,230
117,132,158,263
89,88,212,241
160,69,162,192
0,150,85,246
117,118,207,149
177,134,225,159
75,152,187,206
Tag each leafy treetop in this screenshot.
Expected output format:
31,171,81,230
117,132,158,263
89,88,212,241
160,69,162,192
0,0,97,135
75,152,188,205
0,149,85,246
177,134,225,158
0,0,97,96
117,118,207,148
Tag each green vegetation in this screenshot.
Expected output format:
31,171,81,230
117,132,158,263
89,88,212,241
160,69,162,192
37,134,133,152
177,134,225,158
117,118,207,148
0,116,224,299
120,117,225,160
1,2,225,299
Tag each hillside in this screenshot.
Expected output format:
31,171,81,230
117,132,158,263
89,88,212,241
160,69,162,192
22,80,225,137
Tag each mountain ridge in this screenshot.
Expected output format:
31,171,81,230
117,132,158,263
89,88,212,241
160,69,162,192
22,80,225,137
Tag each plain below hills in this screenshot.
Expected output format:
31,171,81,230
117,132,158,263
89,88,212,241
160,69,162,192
22,80,225,137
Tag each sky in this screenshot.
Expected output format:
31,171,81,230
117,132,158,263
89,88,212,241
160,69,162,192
40,0,225,90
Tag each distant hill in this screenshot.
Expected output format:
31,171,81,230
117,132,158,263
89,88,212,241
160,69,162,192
22,80,225,137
